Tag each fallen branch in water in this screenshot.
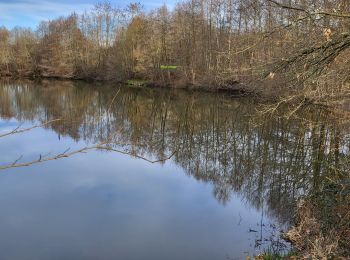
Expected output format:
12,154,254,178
0,88,174,171
0,119,63,138
0,143,177,171
0,88,121,140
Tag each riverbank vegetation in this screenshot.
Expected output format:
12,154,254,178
285,180,350,258
0,0,349,104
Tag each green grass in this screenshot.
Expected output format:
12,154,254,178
160,65,179,70
261,253,286,260
126,79,149,86
258,249,296,259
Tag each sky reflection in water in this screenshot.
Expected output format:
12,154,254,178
3,80,342,259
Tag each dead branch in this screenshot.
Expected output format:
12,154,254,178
266,0,350,19
266,0,308,14
0,119,63,138
268,33,350,79
0,143,177,171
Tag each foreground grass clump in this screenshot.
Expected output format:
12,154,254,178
126,79,149,86
285,179,350,259
254,252,295,260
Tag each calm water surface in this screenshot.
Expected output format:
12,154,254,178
0,80,348,260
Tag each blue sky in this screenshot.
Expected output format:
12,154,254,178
0,0,175,29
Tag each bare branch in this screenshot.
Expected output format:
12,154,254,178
0,143,177,171
269,33,350,79
0,119,63,138
266,0,350,18
266,0,309,14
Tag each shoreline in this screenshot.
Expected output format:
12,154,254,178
0,74,259,98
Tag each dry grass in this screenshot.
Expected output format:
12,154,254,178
284,180,350,259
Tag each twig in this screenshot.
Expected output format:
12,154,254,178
0,143,177,171
0,119,63,138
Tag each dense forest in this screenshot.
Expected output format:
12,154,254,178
0,0,349,104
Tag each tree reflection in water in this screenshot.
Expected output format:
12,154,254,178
0,79,349,228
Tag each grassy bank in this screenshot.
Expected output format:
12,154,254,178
284,178,350,259
259,176,350,259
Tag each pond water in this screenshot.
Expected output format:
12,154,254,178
0,80,348,260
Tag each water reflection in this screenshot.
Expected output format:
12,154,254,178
0,79,349,259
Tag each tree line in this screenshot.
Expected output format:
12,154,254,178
0,0,349,103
